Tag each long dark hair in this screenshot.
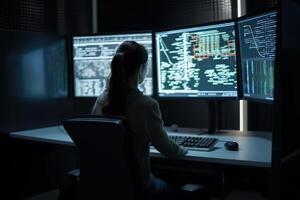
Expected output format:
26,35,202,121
102,41,148,115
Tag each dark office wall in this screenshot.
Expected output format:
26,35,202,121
152,0,233,29
98,0,153,31
0,0,75,133
98,0,232,31
275,1,300,199
0,0,93,35
0,1,87,132
62,0,93,35
0,0,57,32
247,103,274,131
76,0,239,130
0,1,78,198
246,0,278,14
278,0,300,162
0,0,95,132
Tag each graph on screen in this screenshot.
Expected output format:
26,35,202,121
238,11,277,101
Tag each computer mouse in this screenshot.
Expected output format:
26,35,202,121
170,124,179,132
224,141,239,151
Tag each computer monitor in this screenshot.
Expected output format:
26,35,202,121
72,32,153,97
155,21,238,98
237,11,277,103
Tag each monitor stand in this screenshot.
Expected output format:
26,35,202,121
208,100,217,134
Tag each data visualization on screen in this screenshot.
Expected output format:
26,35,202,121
238,11,277,102
73,33,153,97
155,22,237,98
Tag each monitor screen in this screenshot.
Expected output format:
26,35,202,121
73,33,153,97
155,22,237,98
238,11,277,102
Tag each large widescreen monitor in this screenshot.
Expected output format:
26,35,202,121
155,21,238,98
72,32,153,97
237,11,277,102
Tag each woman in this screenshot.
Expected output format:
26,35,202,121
91,41,187,195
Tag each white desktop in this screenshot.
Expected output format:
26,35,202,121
9,125,272,168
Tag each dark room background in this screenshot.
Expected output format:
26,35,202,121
0,0,283,199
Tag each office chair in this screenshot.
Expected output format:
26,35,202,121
63,115,144,200
63,115,211,200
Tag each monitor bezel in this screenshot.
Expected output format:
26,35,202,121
70,30,154,99
153,19,239,101
236,8,278,104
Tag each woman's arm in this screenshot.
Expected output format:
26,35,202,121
146,101,187,157
91,93,107,115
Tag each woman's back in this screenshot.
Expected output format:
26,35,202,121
92,88,184,188
91,41,186,192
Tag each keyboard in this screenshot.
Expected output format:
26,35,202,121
169,135,218,151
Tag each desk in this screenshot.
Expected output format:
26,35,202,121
9,125,272,168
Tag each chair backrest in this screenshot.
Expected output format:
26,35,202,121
63,115,142,200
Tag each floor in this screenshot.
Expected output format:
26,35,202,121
24,190,59,200
24,189,267,200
